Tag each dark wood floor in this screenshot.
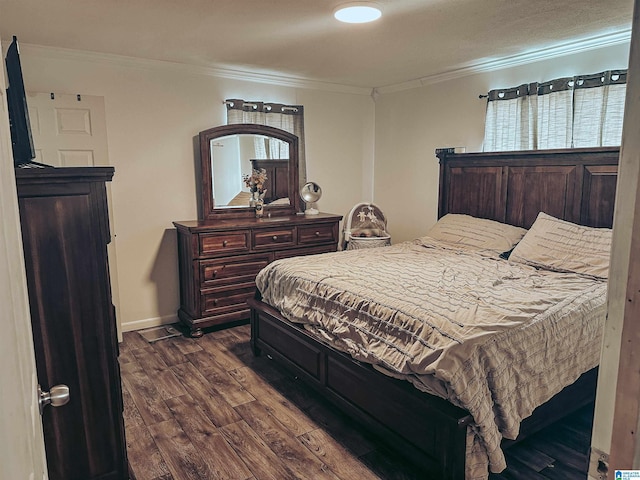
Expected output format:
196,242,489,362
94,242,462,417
120,324,592,480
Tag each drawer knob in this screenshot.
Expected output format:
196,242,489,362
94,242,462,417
315,231,320,236
222,240,228,247
272,235,278,241
212,270,218,278
213,299,218,306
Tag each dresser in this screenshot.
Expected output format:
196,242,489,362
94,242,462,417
173,213,342,337
15,166,128,480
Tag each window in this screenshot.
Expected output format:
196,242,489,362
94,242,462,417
483,70,627,151
225,98,308,198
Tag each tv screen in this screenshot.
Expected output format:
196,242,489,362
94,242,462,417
5,35,35,166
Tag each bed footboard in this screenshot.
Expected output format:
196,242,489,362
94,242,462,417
248,296,598,479
248,297,472,480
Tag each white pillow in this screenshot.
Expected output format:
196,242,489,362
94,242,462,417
422,214,528,254
509,212,612,278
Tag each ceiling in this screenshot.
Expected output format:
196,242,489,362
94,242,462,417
0,0,634,90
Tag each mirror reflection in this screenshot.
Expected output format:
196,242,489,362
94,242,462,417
211,134,290,208
199,123,300,220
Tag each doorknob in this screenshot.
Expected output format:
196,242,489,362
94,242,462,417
38,384,70,415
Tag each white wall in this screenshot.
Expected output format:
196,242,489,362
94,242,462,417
19,46,374,332
374,43,631,243
0,37,48,480
297,89,376,216
213,135,242,206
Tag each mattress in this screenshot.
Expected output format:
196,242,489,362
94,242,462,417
255,239,607,478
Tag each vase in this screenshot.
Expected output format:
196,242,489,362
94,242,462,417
249,190,258,207
255,199,264,218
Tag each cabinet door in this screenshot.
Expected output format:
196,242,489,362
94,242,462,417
17,176,127,480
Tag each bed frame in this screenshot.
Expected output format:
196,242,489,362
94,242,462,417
248,146,619,479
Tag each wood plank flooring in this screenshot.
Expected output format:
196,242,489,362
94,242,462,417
120,324,593,480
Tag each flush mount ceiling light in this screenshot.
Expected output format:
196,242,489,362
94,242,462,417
334,2,382,24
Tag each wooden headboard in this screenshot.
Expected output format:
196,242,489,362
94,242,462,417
250,159,289,204
436,147,620,229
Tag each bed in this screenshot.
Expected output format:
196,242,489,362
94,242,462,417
247,146,619,479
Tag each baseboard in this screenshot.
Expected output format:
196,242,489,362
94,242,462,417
120,314,178,333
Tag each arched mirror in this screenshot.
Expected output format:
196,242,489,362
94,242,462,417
199,124,300,219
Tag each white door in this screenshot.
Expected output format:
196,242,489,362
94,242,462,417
27,92,123,339
28,92,109,167
0,42,48,480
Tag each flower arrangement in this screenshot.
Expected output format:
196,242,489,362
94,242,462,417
243,168,268,194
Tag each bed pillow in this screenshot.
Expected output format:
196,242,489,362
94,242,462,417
508,212,612,278
422,214,528,254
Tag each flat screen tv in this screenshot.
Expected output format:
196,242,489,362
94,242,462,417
5,35,35,166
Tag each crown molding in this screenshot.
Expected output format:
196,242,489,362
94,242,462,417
376,28,632,95
18,28,632,97
19,43,373,96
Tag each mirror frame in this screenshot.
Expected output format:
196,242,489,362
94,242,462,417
200,123,300,220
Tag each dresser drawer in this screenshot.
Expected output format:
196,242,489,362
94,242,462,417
201,283,256,315
200,253,271,287
253,227,296,250
199,231,249,256
298,223,337,245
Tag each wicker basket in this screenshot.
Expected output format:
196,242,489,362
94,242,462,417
345,233,391,250
343,202,391,250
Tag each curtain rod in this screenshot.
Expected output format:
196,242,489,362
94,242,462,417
481,69,628,101
223,100,299,112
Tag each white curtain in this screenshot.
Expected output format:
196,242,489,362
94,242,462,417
226,99,307,190
250,136,288,160
483,84,537,151
536,78,574,150
483,70,626,151
573,71,627,147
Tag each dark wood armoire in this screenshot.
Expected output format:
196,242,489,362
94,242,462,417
15,165,128,480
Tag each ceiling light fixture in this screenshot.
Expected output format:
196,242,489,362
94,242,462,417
334,2,382,24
